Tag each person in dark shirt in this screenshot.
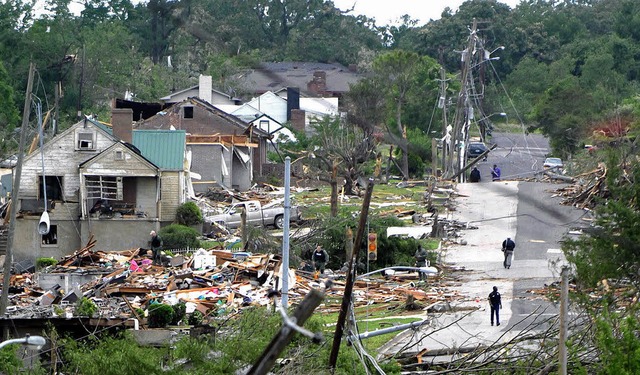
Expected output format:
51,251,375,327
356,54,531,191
469,167,481,182
150,230,163,265
488,286,502,326
414,245,429,281
502,237,516,269
312,245,329,274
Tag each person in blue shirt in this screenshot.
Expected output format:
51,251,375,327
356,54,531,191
491,164,501,181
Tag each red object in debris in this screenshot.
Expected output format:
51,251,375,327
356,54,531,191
129,260,141,272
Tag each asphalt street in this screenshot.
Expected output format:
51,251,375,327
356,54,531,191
378,132,587,359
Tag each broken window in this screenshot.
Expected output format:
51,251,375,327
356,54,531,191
85,176,123,201
39,176,63,200
77,131,95,150
183,106,194,119
42,224,57,245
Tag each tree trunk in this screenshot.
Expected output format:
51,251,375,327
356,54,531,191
396,101,409,180
330,162,338,217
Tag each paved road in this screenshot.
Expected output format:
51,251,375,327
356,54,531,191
472,131,550,182
378,133,587,359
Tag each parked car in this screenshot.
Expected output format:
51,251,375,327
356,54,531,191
467,142,489,160
205,200,302,229
543,157,564,169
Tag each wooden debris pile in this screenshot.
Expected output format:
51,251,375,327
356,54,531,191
553,163,609,209
1,243,456,326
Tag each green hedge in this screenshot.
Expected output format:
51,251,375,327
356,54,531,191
175,201,203,226
158,224,200,249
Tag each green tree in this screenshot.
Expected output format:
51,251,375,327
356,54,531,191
368,50,440,179
564,153,640,288
530,76,593,157
0,61,19,158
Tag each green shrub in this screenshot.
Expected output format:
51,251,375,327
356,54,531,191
158,224,200,249
171,302,187,325
36,257,58,270
76,297,98,317
60,332,165,375
175,201,203,226
0,345,24,374
148,303,174,328
188,310,204,326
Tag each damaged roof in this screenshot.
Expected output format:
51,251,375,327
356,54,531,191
133,130,186,171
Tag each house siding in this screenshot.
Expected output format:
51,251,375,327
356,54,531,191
81,144,158,177
20,122,115,200
160,171,181,220
189,144,227,194
13,216,83,267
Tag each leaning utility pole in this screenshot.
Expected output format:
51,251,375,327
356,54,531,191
248,289,325,375
0,62,35,319
328,179,375,370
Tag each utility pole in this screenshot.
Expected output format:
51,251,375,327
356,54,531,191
0,62,35,320
281,157,291,309
446,18,477,180
438,66,448,178
329,179,374,370
559,266,569,375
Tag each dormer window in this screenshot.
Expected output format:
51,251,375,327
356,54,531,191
77,131,95,150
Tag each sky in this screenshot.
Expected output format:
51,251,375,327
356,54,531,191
332,0,521,25
38,0,522,25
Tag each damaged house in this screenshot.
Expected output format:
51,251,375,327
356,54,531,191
11,116,187,266
134,97,270,193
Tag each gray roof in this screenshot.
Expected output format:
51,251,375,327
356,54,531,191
237,62,361,96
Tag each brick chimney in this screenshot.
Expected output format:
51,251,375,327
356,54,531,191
307,71,327,95
290,109,306,133
199,74,212,104
286,87,300,121
111,108,133,143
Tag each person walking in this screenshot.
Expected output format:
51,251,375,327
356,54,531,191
150,230,163,266
414,245,429,281
312,245,329,274
502,237,516,269
488,286,502,326
491,164,501,181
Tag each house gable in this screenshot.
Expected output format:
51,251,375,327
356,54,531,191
20,119,119,200
79,143,158,177
241,91,289,124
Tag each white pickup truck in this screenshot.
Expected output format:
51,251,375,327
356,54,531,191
205,200,302,229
